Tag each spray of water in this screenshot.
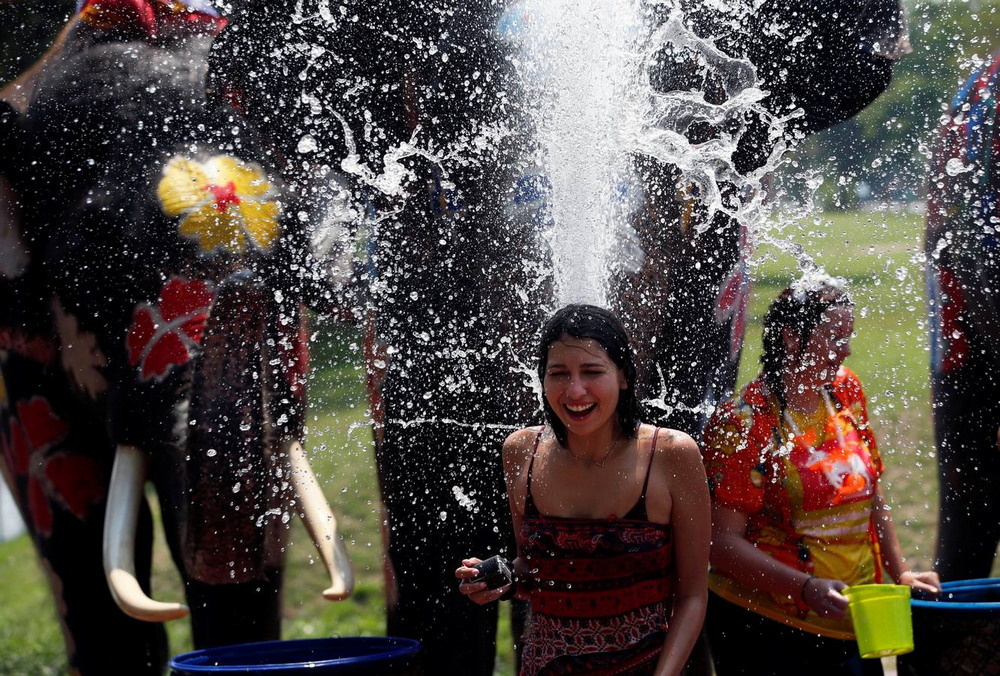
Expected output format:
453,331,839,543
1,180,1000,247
511,0,642,306
512,1,796,309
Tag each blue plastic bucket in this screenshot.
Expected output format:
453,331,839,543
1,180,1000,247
170,637,421,675
896,578,1000,675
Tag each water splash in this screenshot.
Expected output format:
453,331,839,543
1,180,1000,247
512,0,642,306
512,1,795,308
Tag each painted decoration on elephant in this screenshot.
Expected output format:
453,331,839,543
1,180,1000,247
157,156,280,254
52,298,109,400
77,0,227,37
126,277,215,381
1,397,104,537
0,329,57,367
927,263,969,375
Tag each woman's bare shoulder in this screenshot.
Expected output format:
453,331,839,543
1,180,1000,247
645,425,703,474
503,426,544,458
644,424,697,453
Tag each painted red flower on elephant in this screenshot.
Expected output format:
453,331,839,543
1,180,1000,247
44,454,106,522
127,277,215,381
0,397,102,537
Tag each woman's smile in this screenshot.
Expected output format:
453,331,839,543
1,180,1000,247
564,402,597,420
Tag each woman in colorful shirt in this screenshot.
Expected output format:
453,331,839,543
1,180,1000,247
456,304,711,675
701,280,939,675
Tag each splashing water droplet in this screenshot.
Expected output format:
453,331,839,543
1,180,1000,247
298,134,319,154
945,157,973,176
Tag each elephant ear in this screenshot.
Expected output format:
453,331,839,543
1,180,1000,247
0,100,30,283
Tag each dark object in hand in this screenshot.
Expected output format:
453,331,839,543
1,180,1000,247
473,556,512,590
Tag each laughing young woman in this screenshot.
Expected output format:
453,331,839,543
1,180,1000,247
456,304,711,675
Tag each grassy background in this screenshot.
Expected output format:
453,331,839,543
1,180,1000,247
1,208,994,673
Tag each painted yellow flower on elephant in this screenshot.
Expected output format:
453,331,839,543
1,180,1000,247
158,155,280,253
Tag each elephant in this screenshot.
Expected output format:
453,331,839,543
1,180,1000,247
925,49,1000,582
203,0,910,672
0,3,353,674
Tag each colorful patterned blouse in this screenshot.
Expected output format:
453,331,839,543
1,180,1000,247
519,429,673,675
701,367,884,639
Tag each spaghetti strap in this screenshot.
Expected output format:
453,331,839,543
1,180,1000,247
639,427,660,501
524,428,544,517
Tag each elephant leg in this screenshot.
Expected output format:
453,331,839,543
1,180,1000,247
0,345,167,674
932,368,1000,581
379,419,509,675
614,163,747,437
47,483,166,674
185,570,285,649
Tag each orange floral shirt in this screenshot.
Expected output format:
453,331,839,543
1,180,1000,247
702,367,883,639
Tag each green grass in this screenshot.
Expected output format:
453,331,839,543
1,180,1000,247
1,208,992,673
0,534,65,675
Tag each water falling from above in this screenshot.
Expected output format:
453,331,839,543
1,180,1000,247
509,0,642,307
509,1,796,309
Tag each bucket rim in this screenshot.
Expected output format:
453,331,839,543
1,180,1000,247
843,583,910,600
169,636,422,673
911,577,1000,611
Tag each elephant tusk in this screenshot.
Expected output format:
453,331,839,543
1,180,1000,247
103,444,189,622
286,440,354,601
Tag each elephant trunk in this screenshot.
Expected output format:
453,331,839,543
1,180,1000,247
182,271,352,600
183,273,282,585
103,444,189,622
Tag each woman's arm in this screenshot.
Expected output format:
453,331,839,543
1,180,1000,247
872,485,939,594
651,433,711,676
711,505,850,618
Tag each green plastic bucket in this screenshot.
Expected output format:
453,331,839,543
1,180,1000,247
844,584,913,658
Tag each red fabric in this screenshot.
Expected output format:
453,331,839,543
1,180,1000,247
78,0,228,37
702,367,881,519
520,508,672,674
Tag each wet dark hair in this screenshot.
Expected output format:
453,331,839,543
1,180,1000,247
761,281,853,412
536,304,641,446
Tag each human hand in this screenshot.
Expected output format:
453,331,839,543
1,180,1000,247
802,577,849,619
898,570,941,598
456,558,512,605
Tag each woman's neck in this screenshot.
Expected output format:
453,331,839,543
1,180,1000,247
563,423,623,465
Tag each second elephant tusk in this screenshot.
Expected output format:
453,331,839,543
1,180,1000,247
287,440,354,601
103,444,189,622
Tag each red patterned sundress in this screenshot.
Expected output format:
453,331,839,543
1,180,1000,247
519,429,674,675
